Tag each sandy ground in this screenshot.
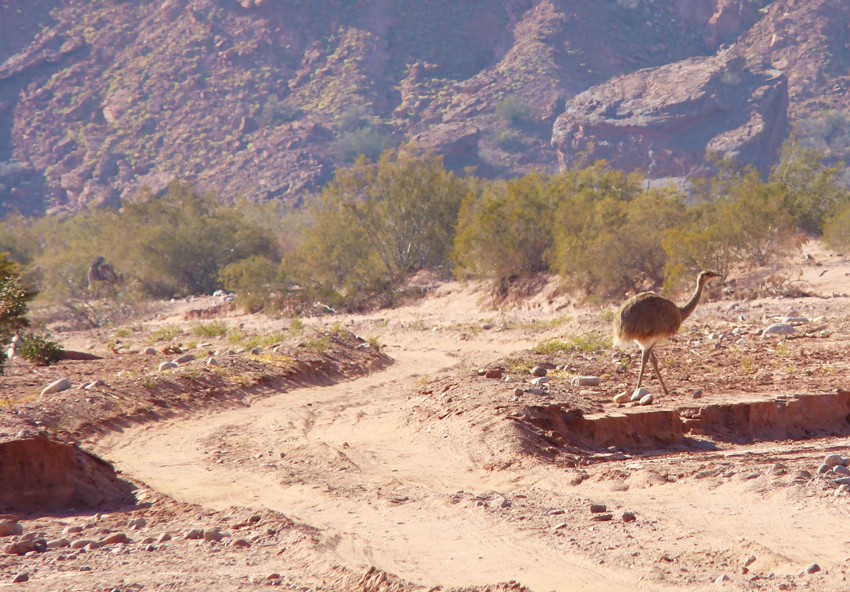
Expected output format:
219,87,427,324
4,243,850,591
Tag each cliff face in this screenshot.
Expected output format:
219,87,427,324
0,0,848,216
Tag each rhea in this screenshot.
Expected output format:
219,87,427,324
613,270,720,396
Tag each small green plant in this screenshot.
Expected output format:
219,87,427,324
290,317,305,334
149,325,183,343
532,332,608,355
142,375,157,390
17,331,65,366
192,321,228,338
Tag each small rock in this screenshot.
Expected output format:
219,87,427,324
173,353,195,364
804,563,820,574
158,361,178,371
206,356,219,366
571,376,600,387
630,387,649,401
834,484,850,497
127,518,147,530
692,389,702,399
742,555,756,567
11,573,28,583
184,529,204,540
203,528,223,542
62,525,83,535
513,388,524,397
589,503,607,513
47,538,70,549
817,464,831,475
639,394,653,405
526,388,547,396
590,513,613,522
823,454,847,468
102,533,130,545
531,376,549,386
157,533,172,543
622,511,637,523
715,574,731,584
143,347,157,355
0,521,23,537
761,323,796,337
530,366,548,377
484,368,503,379
232,538,251,548
41,377,72,396
250,347,262,355
833,465,850,476
613,392,630,404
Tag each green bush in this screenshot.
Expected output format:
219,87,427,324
219,256,279,313
0,254,37,373
17,331,64,366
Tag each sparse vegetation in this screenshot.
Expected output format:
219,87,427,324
17,331,64,366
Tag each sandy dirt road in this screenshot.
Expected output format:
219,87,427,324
94,321,850,592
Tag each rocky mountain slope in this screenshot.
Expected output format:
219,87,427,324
0,0,849,216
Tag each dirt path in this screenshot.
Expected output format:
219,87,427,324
89,267,850,592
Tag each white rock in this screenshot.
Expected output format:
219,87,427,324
173,353,195,364
639,394,653,405
143,347,157,355
531,376,549,386
571,376,600,387
824,454,848,467
41,378,72,396
158,361,178,371
761,323,796,337
630,387,649,401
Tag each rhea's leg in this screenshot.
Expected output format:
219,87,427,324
649,351,670,396
635,347,651,391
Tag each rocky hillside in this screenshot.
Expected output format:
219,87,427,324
0,0,849,216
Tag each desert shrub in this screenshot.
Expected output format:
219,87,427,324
551,163,677,298
219,255,279,313
823,201,850,251
0,254,37,373
283,150,465,309
770,138,850,234
334,125,396,163
495,96,533,128
454,172,557,292
17,331,64,366
192,321,228,338
663,166,796,290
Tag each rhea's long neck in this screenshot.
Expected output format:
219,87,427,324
678,276,707,321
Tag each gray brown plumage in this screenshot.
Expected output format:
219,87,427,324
613,270,720,396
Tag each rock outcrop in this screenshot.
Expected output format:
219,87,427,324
551,51,788,177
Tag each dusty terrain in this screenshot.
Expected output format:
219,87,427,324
4,244,850,591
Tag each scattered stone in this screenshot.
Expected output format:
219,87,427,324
184,529,204,540
531,376,549,386
742,555,756,567
158,533,172,543
834,484,850,497
590,513,613,522
514,388,524,397
530,366,548,377
833,465,850,476
571,376,600,387
41,377,72,396
804,563,820,574
173,353,195,364
639,394,653,405
526,388,547,396
622,511,637,523
761,323,796,337
63,525,83,535
484,368,503,379
232,538,251,548
715,574,731,584
143,347,157,355
692,389,702,399
70,539,100,550
0,521,23,537
127,517,147,530
817,464,831,475
589,503,607,513
47,538,70,549
823,454,848,468
11,572,28,583
630,387,649,401
203,528,223,542
250,347,262,355
613,392,630,404
206,356,219,366
158,361,178,371
102,533,130,545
